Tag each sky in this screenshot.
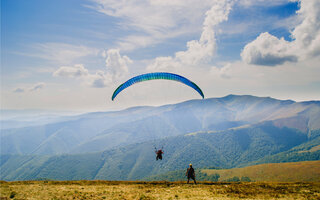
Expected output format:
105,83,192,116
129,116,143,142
1,0,320,112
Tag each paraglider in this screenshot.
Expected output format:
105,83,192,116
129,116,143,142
111,72,204,101
155,147,164,161
111,72,204,163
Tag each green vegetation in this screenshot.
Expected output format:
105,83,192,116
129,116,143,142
145,161,320,182
197,170,220,182
241,177,251,182
1,126,319,181
144,170,186,181
222,176,251,182
1,95,319,181
144,169,220,182
247,136,320,166
225,176,240,182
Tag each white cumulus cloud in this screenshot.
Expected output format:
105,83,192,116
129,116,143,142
105,49,131,80
241,0,320,66
53,64,89,78
52,49,131,88
241,32,298,66
147,0,233,71
90,0,231,51
88,71,112,88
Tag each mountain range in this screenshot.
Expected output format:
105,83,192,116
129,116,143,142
1,95,319,181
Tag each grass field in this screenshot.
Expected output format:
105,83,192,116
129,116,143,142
202,161,320,182
1,180,319,200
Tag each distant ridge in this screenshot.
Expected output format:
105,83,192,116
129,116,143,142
1,95,319,181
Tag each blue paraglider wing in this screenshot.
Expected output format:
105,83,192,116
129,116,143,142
112,72,204,100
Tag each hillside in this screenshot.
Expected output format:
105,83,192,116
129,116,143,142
245,135,320,166
144,161,320,182
1,95,320,181
1,95,320,155
1,122,319,181
202,161,320,182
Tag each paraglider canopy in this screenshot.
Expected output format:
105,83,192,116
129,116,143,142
112,72,204,100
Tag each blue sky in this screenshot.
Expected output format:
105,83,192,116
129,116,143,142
1,0,320,111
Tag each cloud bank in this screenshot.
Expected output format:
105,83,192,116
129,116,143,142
53,49,131,88
53,64,89,78
90,0,232,51
241,0,320,66
147,1,233,71
23,43,99,64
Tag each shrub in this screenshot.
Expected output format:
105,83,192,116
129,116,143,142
226,176,240,182
10,191,17,198
241,176,251,182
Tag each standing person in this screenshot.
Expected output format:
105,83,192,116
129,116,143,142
186,163,196,184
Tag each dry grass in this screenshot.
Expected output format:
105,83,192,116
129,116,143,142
202,161,320,182
1,180,319,200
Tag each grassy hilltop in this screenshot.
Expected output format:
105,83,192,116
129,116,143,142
203,160,320,182
1,180,320,200
2,160,320,199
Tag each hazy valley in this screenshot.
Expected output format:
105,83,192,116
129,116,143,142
1,95,320,181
